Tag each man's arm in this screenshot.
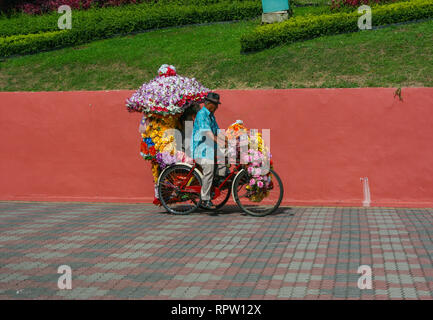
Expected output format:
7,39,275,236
195,112,225,148
205,130,226,146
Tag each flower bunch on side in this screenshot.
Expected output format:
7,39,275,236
226,121,273,202
156,152,177,170
226,120,248,140
139,114,180,182
244,149,273,202
174,150,194,165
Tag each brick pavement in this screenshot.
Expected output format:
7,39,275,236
0,201,432,299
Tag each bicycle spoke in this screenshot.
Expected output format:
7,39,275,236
159,165,202,215
233,169,283,216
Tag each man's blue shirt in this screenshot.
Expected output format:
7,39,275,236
191,106,219,160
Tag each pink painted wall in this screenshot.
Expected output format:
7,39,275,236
1,88,433,207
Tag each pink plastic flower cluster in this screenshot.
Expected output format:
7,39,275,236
243,149,272,190
155,150,193,169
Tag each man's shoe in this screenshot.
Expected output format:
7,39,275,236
201,200,215,209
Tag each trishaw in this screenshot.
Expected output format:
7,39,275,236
157,159,284,217
126,64,283,217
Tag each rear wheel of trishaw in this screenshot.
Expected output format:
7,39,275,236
232,168,284,217
158,165,202,215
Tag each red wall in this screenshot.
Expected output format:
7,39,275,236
1,88,433,207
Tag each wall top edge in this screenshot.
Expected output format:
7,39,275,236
1,87,432,94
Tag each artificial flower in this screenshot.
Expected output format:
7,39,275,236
126,65,210,116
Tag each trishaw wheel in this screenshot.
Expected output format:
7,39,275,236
232,168,284,217
158,165,202,215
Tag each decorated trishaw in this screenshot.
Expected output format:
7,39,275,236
126,65,283,216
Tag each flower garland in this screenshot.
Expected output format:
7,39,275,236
244,149,273,202
226,121,274,202
140,114,180,182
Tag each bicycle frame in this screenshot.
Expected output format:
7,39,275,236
177,161,243,200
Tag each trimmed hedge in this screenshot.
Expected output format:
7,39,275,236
330,0,405,11
0,1,261,37
4,0,254,15
240,0,433,53
0,30,68,57
0,1,261,57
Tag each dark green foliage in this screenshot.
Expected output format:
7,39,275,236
0,1,262,57
240,0,433,52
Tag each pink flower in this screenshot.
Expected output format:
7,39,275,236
249,178,256,186
254,171,263,178
257,181,264,188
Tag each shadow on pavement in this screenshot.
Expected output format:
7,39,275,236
196,205,294,217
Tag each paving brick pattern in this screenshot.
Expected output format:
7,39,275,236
0,202,432,299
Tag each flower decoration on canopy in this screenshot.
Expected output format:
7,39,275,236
126,65,210,116
158,64,177,77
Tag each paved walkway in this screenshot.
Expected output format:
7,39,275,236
0,201,432,299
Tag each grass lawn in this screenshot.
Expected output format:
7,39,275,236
0,14,432,91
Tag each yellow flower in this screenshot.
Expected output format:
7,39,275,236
151,162,160,183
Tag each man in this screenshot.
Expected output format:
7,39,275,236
191,92,227,209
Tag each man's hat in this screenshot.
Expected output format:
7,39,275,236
205,92,221,105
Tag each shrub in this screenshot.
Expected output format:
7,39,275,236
0,1,262,57
330,0,414,12
0,30,67,56
330,0,402,11
240,0,433,53
0,1,261,38
2,1,150,15
1,0,255,15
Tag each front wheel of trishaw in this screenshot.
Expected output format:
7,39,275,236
158,165,202,215
232,168,284,217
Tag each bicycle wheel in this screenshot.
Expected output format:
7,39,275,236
158,165,202,215
232,168,283,217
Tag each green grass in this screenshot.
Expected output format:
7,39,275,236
0,16,432,91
